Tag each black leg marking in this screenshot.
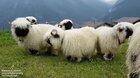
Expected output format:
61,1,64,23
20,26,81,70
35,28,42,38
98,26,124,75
72,57,78,62
131,54,138,62
29,49,38,54
106,53,113,60
66,56,71,61
129,72,139,78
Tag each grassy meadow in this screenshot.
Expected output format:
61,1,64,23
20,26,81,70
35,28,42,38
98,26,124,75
0,31,128,78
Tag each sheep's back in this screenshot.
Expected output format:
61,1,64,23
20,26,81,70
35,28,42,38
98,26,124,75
62,27,97,57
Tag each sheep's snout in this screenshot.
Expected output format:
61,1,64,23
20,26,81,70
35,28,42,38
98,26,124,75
15,27,29,37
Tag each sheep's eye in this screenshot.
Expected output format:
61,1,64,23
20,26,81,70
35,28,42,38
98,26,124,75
118,28,123,32
53,34,60,38
119,29,123,32
59,25,62,28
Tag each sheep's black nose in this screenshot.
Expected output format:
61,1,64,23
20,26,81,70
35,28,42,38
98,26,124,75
15,27,29,37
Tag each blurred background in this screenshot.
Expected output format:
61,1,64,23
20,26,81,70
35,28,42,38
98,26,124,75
0,0,140,31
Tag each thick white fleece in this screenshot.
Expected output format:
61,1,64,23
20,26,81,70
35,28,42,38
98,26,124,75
126,26,140,77
44,27,98,62
96,26,127,60
11,17,57,53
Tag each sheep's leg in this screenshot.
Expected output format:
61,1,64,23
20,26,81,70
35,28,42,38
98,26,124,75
52,50,59,56
128,72,139,78
103,52,114,61
51,48,59,56
72,56,82,62
77,57,82,62
66,56,72,61
87,55,93,62
66,56,81,62
127,54,140,78
71,57,78,62
29,49,38,54
96,44,102,55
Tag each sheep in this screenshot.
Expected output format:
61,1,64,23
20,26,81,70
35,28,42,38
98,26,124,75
11,17,57,55
96,24,131,61
114,22,135,46
25,16,37,25
126,26,140,78
134,22,140,29
115,22,134,36
55,19,73,30
43,26,98,62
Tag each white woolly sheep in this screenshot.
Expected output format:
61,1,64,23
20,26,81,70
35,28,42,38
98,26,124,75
11,17,57,55
126,26,140,78
44,26,98,62
25,16,37,25
96,25,131,61
114,22,134,44
134,22,140,29
55,19,73,30
115,22,134,37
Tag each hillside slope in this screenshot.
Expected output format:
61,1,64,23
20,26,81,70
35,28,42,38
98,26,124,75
0,0,111,29
103,0,140,20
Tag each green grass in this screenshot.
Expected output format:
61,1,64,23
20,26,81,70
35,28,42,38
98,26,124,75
0,32,128,78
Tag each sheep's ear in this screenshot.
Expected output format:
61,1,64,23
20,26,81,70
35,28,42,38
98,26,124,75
31,19,37,24
26,18,30,22
26,18,32,24
63,21,73,30
51,29,60,38
117,27,123,32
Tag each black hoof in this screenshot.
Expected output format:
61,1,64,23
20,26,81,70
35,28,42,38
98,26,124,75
29,49,38,54
71,57,78,62
66,56,72,61
129,72,139,78
88,58,93,62
97,52,103,56
106,53,113,60
131,54,137,62
51,54,58,56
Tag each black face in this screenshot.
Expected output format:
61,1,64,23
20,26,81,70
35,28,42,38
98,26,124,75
32,19,36,24
64,21,73,30
125,27,133,38
15,27,29,37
